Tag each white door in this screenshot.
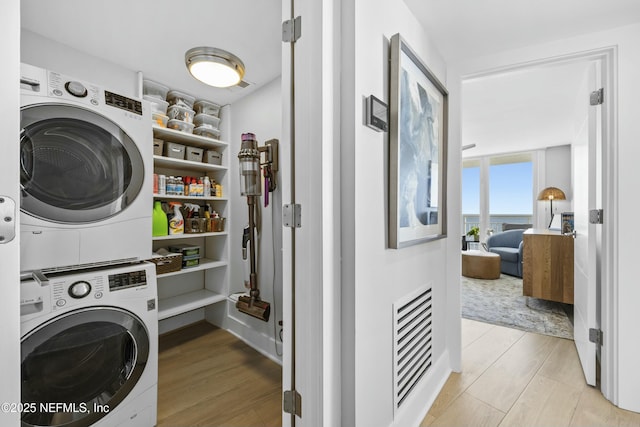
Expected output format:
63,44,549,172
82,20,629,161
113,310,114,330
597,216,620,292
0,0,23,424
572,61,601,386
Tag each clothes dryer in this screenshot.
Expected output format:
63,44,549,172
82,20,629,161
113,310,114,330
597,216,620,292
20,63,152,273
20,262,158,427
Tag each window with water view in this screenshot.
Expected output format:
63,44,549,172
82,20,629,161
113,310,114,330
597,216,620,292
462,154,533,238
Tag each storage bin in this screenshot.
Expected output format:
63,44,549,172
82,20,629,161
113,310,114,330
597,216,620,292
147,253,182,275
184,218,207,234
193,113,221,130
166,90,196,109
143,79,170,100
167,119,194,134
185,146,204,162
164,142,185,159
169,244,201,258
153,139,164,156
207,217,226,232
204,150,222,165
144,95,169,115
167,105,195,123
193,99,221,117
152,113,168,128
182,258,200,268
193,126,221,139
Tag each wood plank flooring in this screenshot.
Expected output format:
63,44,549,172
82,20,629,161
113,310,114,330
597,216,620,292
422,319,640,427
157,322,282,427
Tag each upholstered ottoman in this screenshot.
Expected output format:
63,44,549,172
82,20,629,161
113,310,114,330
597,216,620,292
462,250,501,279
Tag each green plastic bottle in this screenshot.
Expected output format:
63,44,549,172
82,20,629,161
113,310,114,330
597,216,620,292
152,201,168,236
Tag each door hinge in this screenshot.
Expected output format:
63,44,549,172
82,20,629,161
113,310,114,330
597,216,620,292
589,328,604,346
283,389,302,417
283,204,302,228
590,88,604,106
589,209,604,225
0,196,16,244
282,16,302,43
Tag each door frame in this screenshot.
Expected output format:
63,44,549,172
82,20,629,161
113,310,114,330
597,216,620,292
458,46,618,402
0,0,22,424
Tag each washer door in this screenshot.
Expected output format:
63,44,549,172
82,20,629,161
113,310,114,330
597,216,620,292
21,307,150,427
20,104,145,224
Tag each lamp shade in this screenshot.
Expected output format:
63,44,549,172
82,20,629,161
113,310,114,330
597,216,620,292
537,187,566,201
185,47,245,88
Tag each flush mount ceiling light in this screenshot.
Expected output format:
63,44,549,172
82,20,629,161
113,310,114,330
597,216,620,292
185,47,245,88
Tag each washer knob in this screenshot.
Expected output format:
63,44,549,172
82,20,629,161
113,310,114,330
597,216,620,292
65,81,88,98
69,281,91,299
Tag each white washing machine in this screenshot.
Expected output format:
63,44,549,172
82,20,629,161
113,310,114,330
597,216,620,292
20,63,153,273
20,262,158,427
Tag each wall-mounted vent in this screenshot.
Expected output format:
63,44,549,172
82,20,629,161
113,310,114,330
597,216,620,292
393,286,433,413
226,79,252,92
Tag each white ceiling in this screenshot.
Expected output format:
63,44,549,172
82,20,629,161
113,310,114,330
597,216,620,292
404,0,640,62
21,0,282,106
461,61,590,158
403,0,640,158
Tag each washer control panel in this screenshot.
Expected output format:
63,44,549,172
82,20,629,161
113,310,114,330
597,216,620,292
52,274,106,309
109,269,147,292
47,71,101,106
20,263,156,322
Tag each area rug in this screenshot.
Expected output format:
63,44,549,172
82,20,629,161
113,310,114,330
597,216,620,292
461,274,574,340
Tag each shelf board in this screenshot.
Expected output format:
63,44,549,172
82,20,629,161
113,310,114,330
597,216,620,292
157,259,228,278
153,194,228,202
158,289,226,320
153,125,228,149
153,231,227,241
154,155,227,172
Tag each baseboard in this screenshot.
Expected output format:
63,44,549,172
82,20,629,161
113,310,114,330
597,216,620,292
391,350,452,427
206,300,283,365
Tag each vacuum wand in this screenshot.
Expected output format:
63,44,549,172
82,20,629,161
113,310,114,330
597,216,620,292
236,133,275,322
247,196,259,304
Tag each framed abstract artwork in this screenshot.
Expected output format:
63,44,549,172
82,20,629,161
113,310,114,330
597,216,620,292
389,33,448,249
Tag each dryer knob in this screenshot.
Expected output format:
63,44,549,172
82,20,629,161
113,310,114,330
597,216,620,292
65,81,88,98
69,281,92,299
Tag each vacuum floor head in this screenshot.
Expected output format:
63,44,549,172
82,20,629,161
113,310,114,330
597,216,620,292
236,295,271,322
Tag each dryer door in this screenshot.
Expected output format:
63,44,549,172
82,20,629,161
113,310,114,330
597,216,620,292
20,307,150,427
20,104,145,224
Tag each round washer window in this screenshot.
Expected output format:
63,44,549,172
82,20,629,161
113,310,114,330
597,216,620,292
20,104,144,224
21,307,149,427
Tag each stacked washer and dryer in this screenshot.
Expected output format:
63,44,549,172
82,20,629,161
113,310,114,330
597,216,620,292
19,63,158,427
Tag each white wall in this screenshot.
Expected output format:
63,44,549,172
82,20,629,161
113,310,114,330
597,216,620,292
535,145,572,228
0,1,22,424
449,22,640,412
206,77,283,362
340,1,457,426
21,30,137,97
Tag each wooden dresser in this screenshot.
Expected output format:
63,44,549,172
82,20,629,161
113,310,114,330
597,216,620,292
522,228,574,304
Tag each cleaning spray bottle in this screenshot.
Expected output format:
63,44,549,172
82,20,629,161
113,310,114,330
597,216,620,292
152,201,168,236
168,202,184,235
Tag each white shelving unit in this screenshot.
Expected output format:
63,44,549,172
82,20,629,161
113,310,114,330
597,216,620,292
152,124,230,326
158,289,227,321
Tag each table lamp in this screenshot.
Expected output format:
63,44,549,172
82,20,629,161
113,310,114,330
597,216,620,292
537,187,566,228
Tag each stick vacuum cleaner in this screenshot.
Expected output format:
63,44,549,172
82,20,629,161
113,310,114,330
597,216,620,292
235,133,276,322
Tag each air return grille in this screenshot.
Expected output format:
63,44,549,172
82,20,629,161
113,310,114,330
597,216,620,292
393,286,433,412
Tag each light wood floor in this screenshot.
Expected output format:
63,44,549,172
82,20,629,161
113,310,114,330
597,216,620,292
157,321,282,427
421,319,640,427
